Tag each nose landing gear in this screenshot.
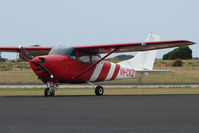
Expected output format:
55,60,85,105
44,87,55,96
44,82,59,97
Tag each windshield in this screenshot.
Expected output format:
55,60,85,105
49,46,76,59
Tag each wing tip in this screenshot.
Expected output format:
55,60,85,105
181,40,196,45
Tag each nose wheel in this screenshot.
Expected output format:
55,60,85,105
95,86,104,96
44,87,55,96
44,82,59,97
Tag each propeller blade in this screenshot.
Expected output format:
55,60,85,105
37,63,54,79
19,46,33,60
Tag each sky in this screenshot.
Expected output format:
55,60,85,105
0,0,198,59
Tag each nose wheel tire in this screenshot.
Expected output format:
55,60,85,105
95,86,104,96
44,87,55,97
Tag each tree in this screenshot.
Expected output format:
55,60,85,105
162,46,192,60
114,55,134,60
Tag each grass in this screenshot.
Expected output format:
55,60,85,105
1,87,199,96
0,60,199,83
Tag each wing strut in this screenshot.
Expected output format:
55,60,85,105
72,48,118,80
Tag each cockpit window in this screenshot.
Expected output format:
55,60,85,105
49,46,101,63
49,46,76,59
78,52,101,63
79,52,90,63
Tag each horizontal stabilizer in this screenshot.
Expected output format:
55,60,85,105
134,69,174,78
136,70,174,74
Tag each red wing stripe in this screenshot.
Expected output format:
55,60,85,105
96,62,111,81
110,64,120,80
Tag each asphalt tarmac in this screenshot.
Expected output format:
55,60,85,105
0,95,199,133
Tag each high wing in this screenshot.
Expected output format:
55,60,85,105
75,40,195,54
0,46,52,55
0,40,195,55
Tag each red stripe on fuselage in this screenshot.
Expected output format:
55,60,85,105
96,62,111,81
74,62,97,82
110,64,120,80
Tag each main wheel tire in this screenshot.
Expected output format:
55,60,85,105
95,86,104,96
44,87,55,97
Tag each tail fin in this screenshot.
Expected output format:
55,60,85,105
118,33,160,70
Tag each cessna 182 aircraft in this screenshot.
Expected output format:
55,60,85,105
0,33,195,96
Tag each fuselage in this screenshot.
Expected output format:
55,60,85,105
30,54,136,84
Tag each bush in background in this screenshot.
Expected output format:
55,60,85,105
163,46,192,60
172,59,183,67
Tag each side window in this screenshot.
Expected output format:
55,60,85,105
92,55,101,63
79,52,91,63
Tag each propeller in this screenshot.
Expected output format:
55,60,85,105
19,46,33,60
18,46,54,79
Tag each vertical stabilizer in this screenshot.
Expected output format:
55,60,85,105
118,33,160,70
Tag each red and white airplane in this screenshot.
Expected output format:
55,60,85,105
0,33,195,96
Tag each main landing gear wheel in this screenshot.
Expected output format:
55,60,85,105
95,86,104,96
44,87,55,97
